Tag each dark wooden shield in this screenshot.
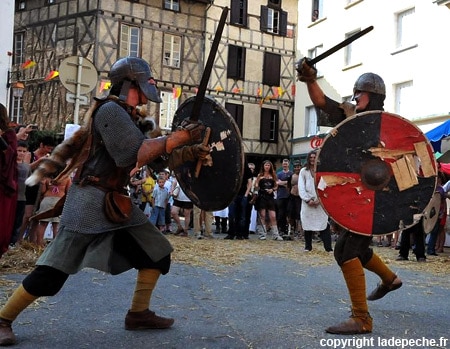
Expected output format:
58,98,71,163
422,192,441,234
171,95,244,211
316,111,437,236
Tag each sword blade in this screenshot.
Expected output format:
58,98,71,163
190,6,229,121
308,26,374,66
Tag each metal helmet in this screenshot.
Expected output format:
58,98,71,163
353,73,385,97
109,57,162,103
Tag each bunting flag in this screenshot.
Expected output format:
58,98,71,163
291,84,296,96
172,87,181,99
256,87,262,97
193,87,198,94
272,86,279,98
99,81,111,92
232,87,242,93
22,59,36,69
278,87,284,97
271,86,284,98
44,70,59,81
215,86,223,92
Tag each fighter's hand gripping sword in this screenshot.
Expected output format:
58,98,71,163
296,26,374,81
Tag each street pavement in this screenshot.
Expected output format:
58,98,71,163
1,246,449,349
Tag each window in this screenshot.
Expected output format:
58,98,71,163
260,6,287,36
18,1,26,10
13,33,25,66
395,81,414,117
163,34,181,68
396,8,416,49
159,91,179,131
260,108,278,142
312,0,324,21
344,29,362,66
47,0,55,4
227,45,246,80
308,45,323,77
268,0,281,8
306,106,318,136
164,0,180,11
225,103,244,133
120,24,140,58
230,0,248,26
263,52,281,86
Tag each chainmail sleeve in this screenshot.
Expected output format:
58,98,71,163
94,101,145,167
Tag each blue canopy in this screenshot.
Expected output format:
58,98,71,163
425,119,450,152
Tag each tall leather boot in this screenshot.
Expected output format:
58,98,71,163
326,258,373,334
0,284,39,345
125,269,174,330
364,253,402,300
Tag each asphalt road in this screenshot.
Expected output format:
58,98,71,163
1,253,449,349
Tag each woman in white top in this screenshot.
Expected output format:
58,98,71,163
299,150,332,252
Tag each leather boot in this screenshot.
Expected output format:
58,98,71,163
367,275,402,301
326,258,372,334
364,253,402,301
326,312,373,334
125,309,174,330
0,318,16,346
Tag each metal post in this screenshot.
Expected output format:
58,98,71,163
73,56,83,124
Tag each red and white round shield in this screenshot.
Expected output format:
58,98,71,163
315,111,437,236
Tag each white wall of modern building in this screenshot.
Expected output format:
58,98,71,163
293,0,450,158
0,0,15,109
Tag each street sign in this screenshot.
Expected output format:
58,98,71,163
66,92,88,105
59,56,98,94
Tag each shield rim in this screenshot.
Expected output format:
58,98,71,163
171,95,244,211
315,110,437,236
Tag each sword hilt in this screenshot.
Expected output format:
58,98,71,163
194,127,211,179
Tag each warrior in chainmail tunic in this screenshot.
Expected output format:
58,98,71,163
0,57,210,346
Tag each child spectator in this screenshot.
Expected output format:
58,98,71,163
149,176,170,233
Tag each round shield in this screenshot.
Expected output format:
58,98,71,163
171,95,244,211
316,111,437,236
422,192,441,234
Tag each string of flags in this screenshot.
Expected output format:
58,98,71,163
17,57,297,100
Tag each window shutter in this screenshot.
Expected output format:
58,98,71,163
260,6,268,32
230,0,247,26
279,10,288,37
260,108,272,141
263,53,281,86
230,0,240,24
226,103,244,132
227,46,238,78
